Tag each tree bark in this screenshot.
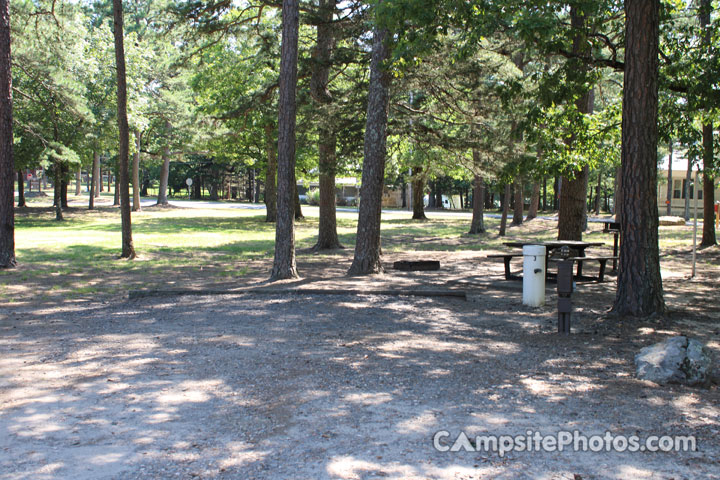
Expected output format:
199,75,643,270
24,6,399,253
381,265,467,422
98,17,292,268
89,151,98,210
526,182,540,220
498,184,511,237
98,164,103,192
95,160,101,197
132,129,142,212
311,0,341,251
468,171,485,234
665,142,673,216
613,0,664,316
683,157,692,220
294,182,304,219
594,169,602,214
314,130,342,250
113,174,120,206
54,163,63,221
411,166,427,220
60,162,69,208
264,123,277,222
0,0,14,268
157,141,170,205
700,122,716,246
512,180,523,225
270,0,300,280
558,7,593,240
699,0,715,245
113,0,135,259
75,167,82,196
16,171,25,208
348,26,391,275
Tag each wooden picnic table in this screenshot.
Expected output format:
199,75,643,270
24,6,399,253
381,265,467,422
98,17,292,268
503,240,604,259
598,220,620,270
499,240,607,280
600,219,620,232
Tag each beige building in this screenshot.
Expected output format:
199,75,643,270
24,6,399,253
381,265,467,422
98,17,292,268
657,154,720,218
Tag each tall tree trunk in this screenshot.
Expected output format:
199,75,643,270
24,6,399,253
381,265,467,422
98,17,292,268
54,163,63,221
95,161,101,197
613,165,621,218
613,0,664,316
60,162,68,208
314,131,342,250
412,166,427,220
683,157,692,220
264,123,277,222
0,0,13,267
594,169,602,214
542,176,547,211
311,0,341,250
498,184,511,237
428,181,436,208
699,0,716,246
75,167,82,196
270,0,300,280
89,151,98,210
665,142,673,216
113,0,135,259
526,182,540,220
700,123,716,246
558,166,590,240
558,7,593,240
294,182,304,219
254,173,261,203
512,180,523,225
16,171,25,208
468,169,485,234
157,134,170,205
113,174,119,206
132,129,142,212
348,26,391,275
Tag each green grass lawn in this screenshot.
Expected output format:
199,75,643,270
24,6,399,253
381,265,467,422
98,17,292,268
0,199,703,305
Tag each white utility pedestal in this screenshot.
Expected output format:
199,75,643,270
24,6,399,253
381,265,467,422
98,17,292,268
522,245,546,307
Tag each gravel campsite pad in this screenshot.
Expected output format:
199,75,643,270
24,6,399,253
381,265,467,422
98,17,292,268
1,292,719,480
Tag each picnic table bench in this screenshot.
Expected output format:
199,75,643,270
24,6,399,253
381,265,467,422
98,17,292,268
565,256,619,282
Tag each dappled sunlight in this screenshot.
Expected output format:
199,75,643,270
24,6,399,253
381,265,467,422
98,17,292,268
612,464,659,479
326,455,420,480
343,392,393,406
217,441,269,469
2,286,718,478
8,412,64,437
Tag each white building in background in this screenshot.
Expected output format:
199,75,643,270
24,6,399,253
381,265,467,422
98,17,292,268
656,150,720,218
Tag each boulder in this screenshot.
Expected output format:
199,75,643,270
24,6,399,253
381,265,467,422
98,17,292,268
658,216,686,226
635,336,714,386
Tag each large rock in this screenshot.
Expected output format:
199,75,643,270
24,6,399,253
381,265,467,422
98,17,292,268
658,216,686,226
635,336,714,386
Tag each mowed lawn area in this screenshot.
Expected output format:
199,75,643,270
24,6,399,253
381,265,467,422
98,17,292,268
1,194,715,306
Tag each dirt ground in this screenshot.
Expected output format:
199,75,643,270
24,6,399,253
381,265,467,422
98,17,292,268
1,250,719,479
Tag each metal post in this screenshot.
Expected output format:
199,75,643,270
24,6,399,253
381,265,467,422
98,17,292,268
557,246,573,335
691,168,699,278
